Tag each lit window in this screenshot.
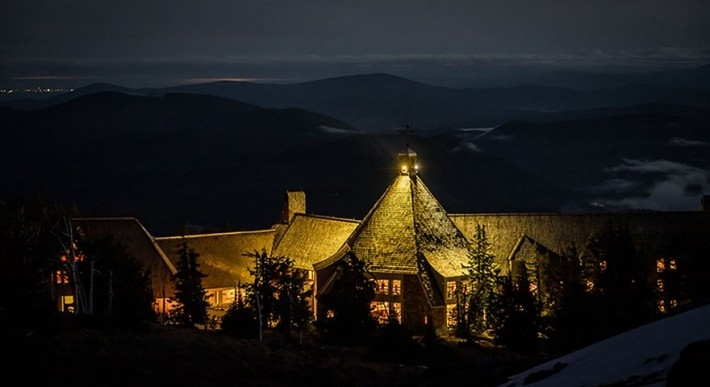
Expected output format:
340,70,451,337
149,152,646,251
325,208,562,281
656,259,665,272
55,270,69,284
599,260,607,272
446,304,456,328
221,289,235,305
529,282,538,294
446,281,456,298
371,301,390,324
656,279,665,293
370,301,401,324
670,299,678,309
375,279,389,295
206,290,217,306
391,279,401,296
657,299,666,314
586,279,594,291
669,259,677,270
60,295,74,313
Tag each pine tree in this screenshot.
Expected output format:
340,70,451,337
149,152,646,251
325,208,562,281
244,249,312,339
544,243,597,353
221,283,258,338
588,219,654,339
170,238,209,327
463,224,500,338
489,272,541,354
316,252,377,345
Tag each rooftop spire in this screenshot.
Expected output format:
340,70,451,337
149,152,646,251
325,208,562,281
397,144,418,177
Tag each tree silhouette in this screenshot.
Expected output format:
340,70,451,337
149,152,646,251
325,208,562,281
244,249,312,340
489,271,540,354
463,224,500,338
316,252,377,345
170,238,209,327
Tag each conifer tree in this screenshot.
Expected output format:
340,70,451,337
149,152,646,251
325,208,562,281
489,271,540,353
221,283,258,338
588,219,654,339
544,243,597,353
170,238,209,327
244,249,312,339
463,224,500,338
316,252,377,345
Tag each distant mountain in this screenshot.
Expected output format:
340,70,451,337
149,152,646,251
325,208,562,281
4,72,709,132
0,91,576,235
469,104,710,211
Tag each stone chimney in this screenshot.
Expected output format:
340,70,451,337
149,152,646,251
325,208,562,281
279,191,306,224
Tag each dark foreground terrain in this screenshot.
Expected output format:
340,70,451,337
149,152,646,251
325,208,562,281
2,315,543,386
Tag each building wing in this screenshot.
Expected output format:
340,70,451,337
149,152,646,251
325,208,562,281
272,213,360,270
155,229,275,289
71,217,177,296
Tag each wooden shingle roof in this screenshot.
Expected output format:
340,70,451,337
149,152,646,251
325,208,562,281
347,175,471,278
155,229,275,289
449,211,710,274
272,213,359,270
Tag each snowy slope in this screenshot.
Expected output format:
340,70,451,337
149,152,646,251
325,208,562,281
499,304,710,387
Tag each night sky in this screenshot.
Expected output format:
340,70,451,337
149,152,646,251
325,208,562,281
2,0,709,87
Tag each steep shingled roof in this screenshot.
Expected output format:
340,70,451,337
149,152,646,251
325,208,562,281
272,213,360,270
155,230,275,289
347,175,471,278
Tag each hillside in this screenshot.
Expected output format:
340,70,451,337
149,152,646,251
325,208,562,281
4,72,709,132
3,315,542,387
500,304,710,387
0,91,576,235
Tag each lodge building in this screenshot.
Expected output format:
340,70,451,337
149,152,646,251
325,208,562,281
68,146,710,335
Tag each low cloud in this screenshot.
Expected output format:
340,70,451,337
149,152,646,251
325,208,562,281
669,137,708,147
594,159,710,211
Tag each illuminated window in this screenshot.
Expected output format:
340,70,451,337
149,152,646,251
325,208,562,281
446,281,456,298
529,282,538,294
656,279,665,293
375,279,389,295
60,295,74,313
326,310,335,318
657,299,666,314
391,279,401,296
586,279,594,291
670,299,678,309
221,289,235,305
371,301,390,324
206,290,217,306
370,301,401,324
657,257,678,272
446,304,456,328
55,270,69,284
